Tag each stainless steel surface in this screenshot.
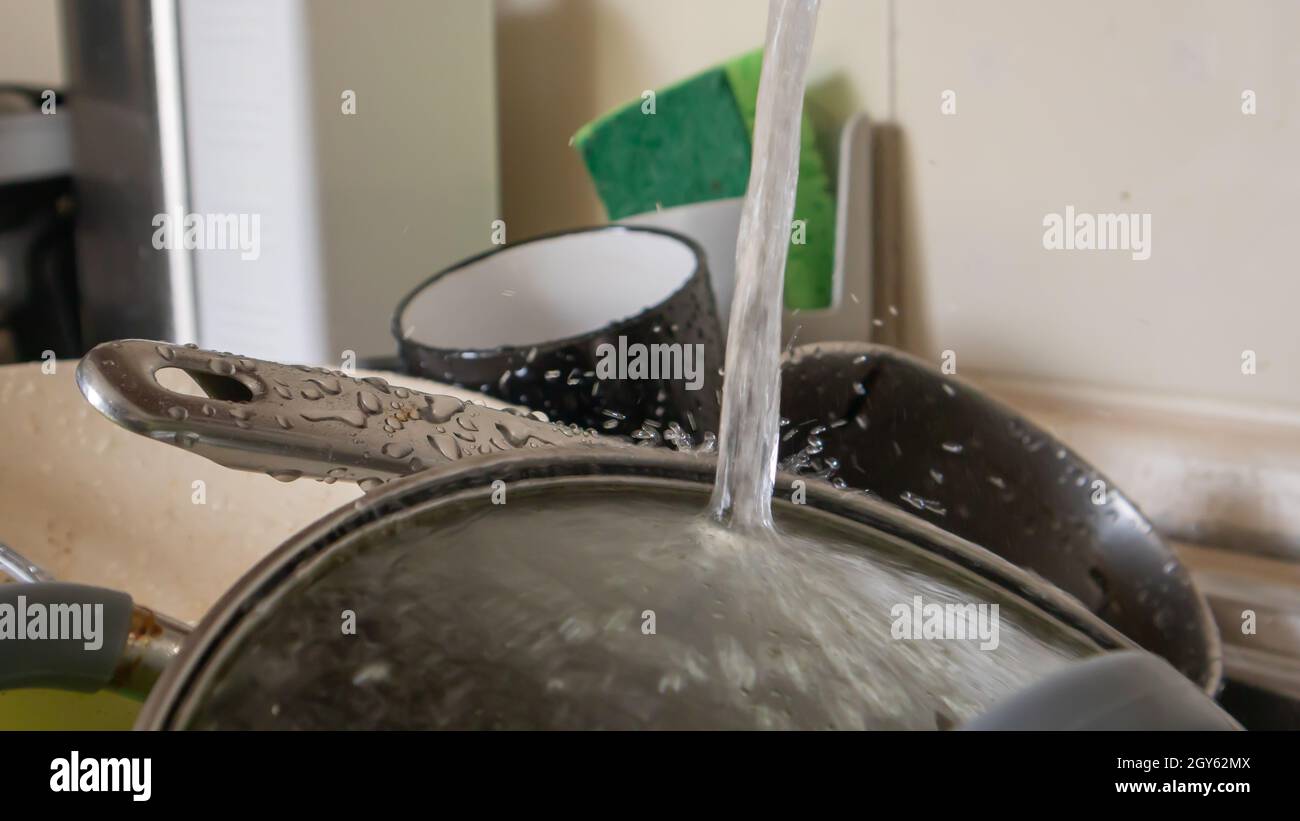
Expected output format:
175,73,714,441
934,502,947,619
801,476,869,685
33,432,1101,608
0,541,54,583
76,339,622,489
60,0,193,344
133,447,1141,729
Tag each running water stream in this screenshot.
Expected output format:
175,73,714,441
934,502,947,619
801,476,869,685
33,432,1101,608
710,0,821,530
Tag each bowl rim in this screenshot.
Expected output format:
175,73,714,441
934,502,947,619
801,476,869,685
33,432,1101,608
391,224,713,361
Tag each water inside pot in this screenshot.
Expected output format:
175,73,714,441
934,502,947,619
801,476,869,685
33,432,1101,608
184,484,1098,729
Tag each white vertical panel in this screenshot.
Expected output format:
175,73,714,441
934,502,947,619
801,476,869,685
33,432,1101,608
180,0,329,363
179,0,498,364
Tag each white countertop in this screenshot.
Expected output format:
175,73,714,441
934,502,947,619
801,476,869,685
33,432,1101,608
0,360,500,624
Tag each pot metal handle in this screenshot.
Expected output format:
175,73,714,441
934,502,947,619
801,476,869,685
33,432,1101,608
76,340,619,490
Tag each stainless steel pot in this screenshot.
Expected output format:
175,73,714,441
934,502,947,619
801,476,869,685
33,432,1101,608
141,446,1149,729
1,339,1224,728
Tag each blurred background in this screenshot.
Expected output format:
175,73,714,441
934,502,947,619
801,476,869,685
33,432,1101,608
2,0,1295,406
0,0,1297,725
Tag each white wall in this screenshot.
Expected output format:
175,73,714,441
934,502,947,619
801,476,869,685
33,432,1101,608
307,0,500,359
0,0,64,85
894,0,1300,412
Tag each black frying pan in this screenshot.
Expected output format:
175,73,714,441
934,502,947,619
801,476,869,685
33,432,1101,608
779,342,1220,691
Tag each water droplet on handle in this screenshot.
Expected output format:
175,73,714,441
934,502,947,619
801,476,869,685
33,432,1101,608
382,442,414,459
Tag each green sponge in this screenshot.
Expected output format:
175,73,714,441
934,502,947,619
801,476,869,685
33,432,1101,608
572,49,836,310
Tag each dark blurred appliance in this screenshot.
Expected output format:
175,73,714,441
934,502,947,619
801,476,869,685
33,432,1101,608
0,86,78,364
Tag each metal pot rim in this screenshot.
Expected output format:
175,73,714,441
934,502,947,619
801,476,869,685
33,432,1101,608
136,448,1172,729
